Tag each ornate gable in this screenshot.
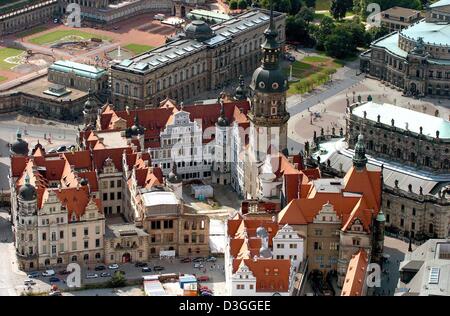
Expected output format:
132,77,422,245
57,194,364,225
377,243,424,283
313,202,341,224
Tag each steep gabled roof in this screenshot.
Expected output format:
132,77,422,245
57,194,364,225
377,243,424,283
341,249,369,296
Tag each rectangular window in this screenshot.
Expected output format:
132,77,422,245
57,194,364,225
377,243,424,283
103,193,107,201
110,192,115,200
184,235,189,243
314,242,322,250
110,181,115,188
117,192,122,200
117,180,121,187
72,241,77,251
95,239,100,248
42,233,47,241
95,226,100,234
84,228,89,236
84,241,89,249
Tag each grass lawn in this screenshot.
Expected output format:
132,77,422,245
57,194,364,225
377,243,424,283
124,44,154,55
284,55,343,95
29,30,111,45
315,0,331,11
303,56,329,63
284,61,313,78
15,26,48,39
0,48,25,70
0,76,7,83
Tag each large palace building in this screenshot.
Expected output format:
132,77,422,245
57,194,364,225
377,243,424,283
360,0,450,98
110,8,286,109
0,0,59,36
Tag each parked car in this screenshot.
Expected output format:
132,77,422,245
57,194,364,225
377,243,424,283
180,258,191,263
100,272,111,278
108,264,119,270
199,286,210,291
197,275,210,282
49,276,60,283
24,279,36,286
194,263,204,269
135,262,148,267
153,266,165,271
142,267,152,273
193,257,204,262
94,265,106,271
206,256,217,262
56,146,67,152
27,272,39,278
86,273,99,279
58,269,70,275
42,270,56,277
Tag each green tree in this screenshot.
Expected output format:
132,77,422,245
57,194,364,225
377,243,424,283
303,0,316,8
285,8,315,45
108,272,127,288
238,0,248,9
367,25,390,42
311,16,336,50
229,0,238,10
290,0,303,14
324,25,355,58
330,0,353,20
297,6,315,23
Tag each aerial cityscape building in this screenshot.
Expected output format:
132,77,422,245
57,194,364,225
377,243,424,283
0,0,449,299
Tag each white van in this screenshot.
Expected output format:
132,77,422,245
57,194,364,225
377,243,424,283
42,269,56,277
154,14,165,21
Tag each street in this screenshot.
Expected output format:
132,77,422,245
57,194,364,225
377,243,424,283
0,209,28,296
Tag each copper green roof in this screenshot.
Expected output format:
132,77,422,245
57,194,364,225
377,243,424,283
49,60,106,80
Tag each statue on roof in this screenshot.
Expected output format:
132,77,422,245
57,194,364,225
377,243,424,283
353,134,368,171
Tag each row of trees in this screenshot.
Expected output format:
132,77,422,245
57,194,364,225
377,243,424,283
293,67,337,94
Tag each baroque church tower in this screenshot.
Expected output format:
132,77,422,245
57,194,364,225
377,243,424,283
244,1,290,198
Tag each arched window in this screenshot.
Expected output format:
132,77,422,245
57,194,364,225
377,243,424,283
71,255,77,262
84,254,89,261
95,252,101,259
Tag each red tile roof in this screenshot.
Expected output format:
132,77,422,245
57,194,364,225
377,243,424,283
232,258,292,293
341,249,369,296
278,165,382,231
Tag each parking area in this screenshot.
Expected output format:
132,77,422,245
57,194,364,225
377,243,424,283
23,256,227,296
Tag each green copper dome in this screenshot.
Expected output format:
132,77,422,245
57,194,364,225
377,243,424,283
250,2,287,94
184,20,214,41
250,67,288,93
